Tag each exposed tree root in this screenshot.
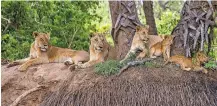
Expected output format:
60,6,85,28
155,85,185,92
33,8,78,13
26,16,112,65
118,58,153,76
9,85,47,106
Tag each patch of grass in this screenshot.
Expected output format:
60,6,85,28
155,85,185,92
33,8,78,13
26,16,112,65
95,60,123,76
204,60,217,70
143,61,162,68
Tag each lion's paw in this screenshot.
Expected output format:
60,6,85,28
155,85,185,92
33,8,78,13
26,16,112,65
18,66,27,72
7,62,19,68
69,65,76,71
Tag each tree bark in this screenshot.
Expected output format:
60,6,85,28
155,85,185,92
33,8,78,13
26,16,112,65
143,1,158,35
109,1,142,60
171,1,215,57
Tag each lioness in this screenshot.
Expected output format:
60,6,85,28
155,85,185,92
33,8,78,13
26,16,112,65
164,51,209,73
7,32,89,71
149,35,174,61
70,33,116,69
120,25,163,63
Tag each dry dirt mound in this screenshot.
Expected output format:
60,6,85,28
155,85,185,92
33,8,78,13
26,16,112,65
41,65,217,106
1,63,101,106
1,62,217,106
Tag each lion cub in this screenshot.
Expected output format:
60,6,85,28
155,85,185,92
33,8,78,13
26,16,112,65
70,33,116,69
149,35,174,61
120,25,163,63
164,51,209,73
8,32,89,71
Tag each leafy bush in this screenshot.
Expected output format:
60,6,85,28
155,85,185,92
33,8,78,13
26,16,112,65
156,10,180,35
208,28,217,60
204,60,217,70
94,52,137,76
1,1,100,60
144,61,161,68
95,60,123,76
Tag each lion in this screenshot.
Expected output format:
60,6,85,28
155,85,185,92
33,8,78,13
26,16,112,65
120,25,163,63
149,35,174,61
164,51,209,73
70,33,116,69
7,32,89,71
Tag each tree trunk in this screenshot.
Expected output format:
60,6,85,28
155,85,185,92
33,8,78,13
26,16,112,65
171,1,215,57
109,1,142,60
143,1,158,35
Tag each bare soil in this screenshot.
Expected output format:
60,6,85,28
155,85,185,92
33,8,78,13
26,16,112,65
1,59,217,106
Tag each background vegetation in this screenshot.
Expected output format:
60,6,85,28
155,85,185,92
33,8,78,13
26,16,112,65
1,1,217,61
1,1,99,60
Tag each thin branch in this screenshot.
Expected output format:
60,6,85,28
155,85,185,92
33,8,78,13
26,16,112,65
1,16,11,34
158,1,169,10
68,27,79,48
34,14,46,26
1,17,11,23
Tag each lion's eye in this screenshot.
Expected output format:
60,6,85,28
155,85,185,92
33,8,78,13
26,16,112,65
95,39,98,41
40,38,43,41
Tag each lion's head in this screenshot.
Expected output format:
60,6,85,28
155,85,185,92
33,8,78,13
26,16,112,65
135,25,149,43
196,51,209,64
162,35,174,46
33,32,50,52
90,33,108,52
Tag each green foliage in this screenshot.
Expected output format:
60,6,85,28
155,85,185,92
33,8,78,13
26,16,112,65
95,60,123,76
156,10,180,34
93,1,114,46
143,61,162,68
144,61,156,68
94,52,137,76
94,51,143,76
204,60,217,70
209,28,217,60
1,1,100,60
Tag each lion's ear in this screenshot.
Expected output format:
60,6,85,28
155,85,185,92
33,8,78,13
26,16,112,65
196,52,202,57
136,26,142,31
89,32,95,38
46,33,50,40
32,32,39,38
164,35,169,39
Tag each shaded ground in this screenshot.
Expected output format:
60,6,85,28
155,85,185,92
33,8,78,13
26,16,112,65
1,58,217,106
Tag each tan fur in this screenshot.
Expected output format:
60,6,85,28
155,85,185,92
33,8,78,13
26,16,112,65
150,35,174,61
75,33,116,69
120,26,162,63
8,32,89,71
164,52,209,73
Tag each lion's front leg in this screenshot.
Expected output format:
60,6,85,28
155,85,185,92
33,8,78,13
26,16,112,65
76,59,103,69
136,49,147,60
7,57,31,68
193,66,208,74
149,47,157,59
163,47,170,61
18,58,44,72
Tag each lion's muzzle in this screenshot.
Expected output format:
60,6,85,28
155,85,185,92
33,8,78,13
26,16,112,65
40,45,48,52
